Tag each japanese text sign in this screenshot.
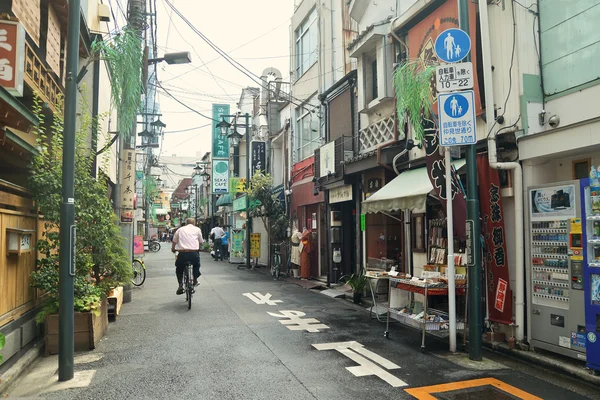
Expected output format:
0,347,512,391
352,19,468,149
438,90,476,146
250,233,261,258
436,62,473,92
212,104,230,159
0,20,25,96
212,159,229,193
477,153,512,324
251,141,266,177
119,149,136,210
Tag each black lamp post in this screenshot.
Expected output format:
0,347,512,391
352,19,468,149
219,113,251,268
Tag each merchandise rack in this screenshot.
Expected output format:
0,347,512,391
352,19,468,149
384,277,467,352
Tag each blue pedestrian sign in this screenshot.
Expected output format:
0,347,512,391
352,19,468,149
438,90,476,146
434,28,471,63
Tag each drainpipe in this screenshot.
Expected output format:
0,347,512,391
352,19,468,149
479,0,525,342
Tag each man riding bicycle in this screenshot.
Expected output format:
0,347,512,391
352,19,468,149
210,222,225,261
171,218,203,295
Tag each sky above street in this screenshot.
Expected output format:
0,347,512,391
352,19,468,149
146,0,294,161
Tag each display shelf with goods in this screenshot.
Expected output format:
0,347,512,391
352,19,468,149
530,220,571,309
383,274,467,351
427,218,468,275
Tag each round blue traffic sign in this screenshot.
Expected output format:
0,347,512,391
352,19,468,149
443,94,470,119
435,28,471,63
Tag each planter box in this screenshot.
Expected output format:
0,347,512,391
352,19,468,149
44,298,108,356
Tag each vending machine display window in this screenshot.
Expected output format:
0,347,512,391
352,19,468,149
592,274,600,306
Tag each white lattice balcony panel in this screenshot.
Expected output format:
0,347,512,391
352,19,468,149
359,116,396,152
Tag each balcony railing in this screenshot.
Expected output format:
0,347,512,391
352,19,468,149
24,42,63,113
359,115,395,153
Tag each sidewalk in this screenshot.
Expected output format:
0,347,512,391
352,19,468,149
249,264,600,387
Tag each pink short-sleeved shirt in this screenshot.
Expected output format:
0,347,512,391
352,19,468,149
173,224,204,251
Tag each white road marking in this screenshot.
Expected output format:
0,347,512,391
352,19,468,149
243,292,283,305
267,310,330,332
312,341,407,387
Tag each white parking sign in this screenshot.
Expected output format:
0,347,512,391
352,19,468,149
437,90,476,146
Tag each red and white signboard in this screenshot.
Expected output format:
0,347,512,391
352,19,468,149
0,20,25,96
495,278,508,313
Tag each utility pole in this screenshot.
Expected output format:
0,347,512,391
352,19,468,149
58,0,80,382
115,0,145,258
244,113,251,269
459,0,483,361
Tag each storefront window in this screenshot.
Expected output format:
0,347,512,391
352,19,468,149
365,212,403,269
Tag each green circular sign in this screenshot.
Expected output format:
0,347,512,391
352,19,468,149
588,332,597,343
215,161,228,174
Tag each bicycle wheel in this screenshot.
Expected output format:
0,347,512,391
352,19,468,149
272,254,281,279
187,265,193,310
149,241,160,252
131,259,146,286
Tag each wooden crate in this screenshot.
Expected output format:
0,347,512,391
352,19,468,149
44,298,108,356
107,286,124,319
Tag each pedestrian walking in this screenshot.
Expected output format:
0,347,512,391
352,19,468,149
300,227,311,279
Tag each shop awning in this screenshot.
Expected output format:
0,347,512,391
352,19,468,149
362,159,466,214
216,194,232,206
154,208,168,215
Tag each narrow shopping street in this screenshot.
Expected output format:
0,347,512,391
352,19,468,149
3,249,598,400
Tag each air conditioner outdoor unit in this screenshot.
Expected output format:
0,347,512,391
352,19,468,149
98,4,111,22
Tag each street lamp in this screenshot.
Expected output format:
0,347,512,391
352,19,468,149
221,113,251,269
148,51,192,65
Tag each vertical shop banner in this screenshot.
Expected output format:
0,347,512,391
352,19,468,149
251,141,266,177
0,20,25,96
477,154,513,324
212,104,230,159
212,159,229,193
120,149,136,223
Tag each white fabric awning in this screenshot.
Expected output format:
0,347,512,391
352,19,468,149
362,159,466,214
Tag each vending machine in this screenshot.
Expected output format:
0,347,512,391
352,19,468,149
528,180,586,360
580,177,600,372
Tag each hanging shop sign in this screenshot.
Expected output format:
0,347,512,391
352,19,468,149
212,159,229,193
319,141,335,177
0,20,26,96
251,141,266,177
477,154,513,325
233,195,247,212
212,104,230,158
119,149,136,210
329,185,353,204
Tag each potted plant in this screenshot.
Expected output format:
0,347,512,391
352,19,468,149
29,94,132,355
344,269,369,304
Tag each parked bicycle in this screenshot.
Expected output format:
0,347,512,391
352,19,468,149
271,242,289,280
131,258,146,286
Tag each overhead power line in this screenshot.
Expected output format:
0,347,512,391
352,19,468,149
161,0,317,114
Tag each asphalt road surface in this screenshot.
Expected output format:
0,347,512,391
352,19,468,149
5,249,600,399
